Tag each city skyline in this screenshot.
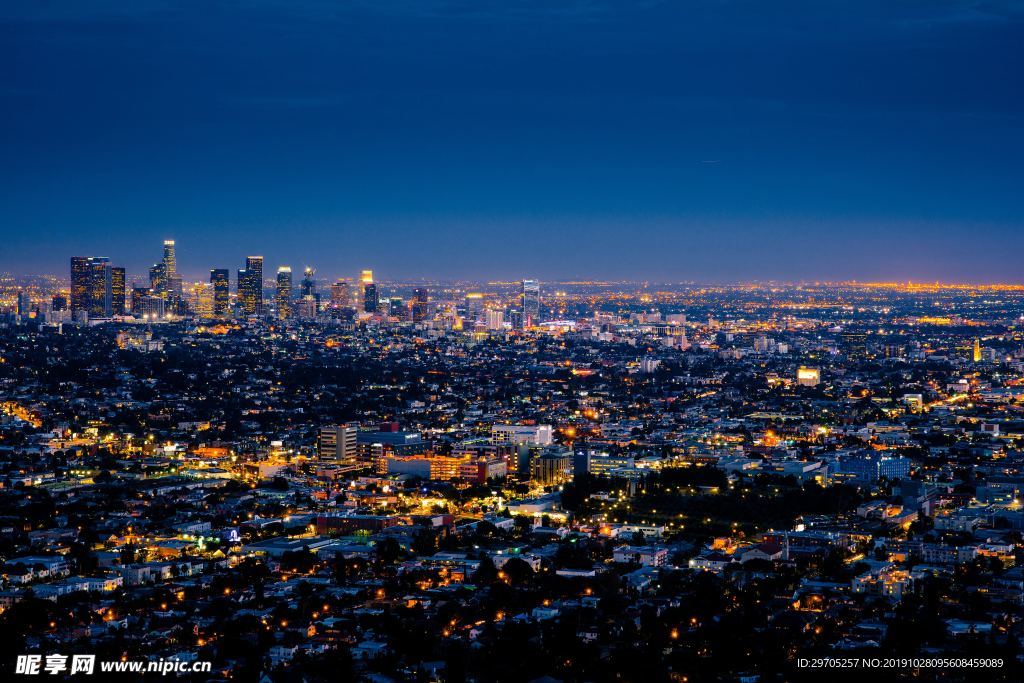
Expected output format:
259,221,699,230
2,1,1023,281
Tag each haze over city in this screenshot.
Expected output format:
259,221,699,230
2,1,1023,282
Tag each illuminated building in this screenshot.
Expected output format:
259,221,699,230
275,266,293,319
318,424,358,464
530,448,572,486
973,338,982,363
139,295,165,320
73,256,113,319
485,309,504,331
110,267,126,316
237,256,264,316
491,424,553,445
364,283,379,313
189,282,214,318
360,269,373,285
300,266,316,298
796,366,820,387
389,297,405,318
412,287,429,322
148,262,166,297
70,256,105,318
330,280,350,309
130,287,149,316
162,240,176,279
465,292,484,323
522,279,540,328
209,269,230,316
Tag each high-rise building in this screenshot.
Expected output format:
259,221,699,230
522,279,540,329
301,267,316,298
319,424,358,464
465,292,484,323
110,267,126,316
88,259,113,318
389,297,405,318
237,256,264,316
149,262,167,297
210,269,230,317
16,290,31,318
190,282,214,318
485,309,505,331
71,256,113,319
276,266,293,319
166,274,183,313
70,256,93,316
162,240,176,279
131,286,150,316
364,283,379,313
412,288,429,322
973,338,982,363
330,280,350,311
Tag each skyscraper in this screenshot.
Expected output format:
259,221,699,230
70,256,92,316
162,240,176,279
190,282,214,318
110,267,126,316
522,279,540,329
465,292,484,323
87,259,111,318
276,266,293,319
412,287,429,322
238,256,264,316
210,269,230,317
300,266,316,298
364,283,379,313
70,256,115,320
149,262,166,297
361,270,378,314
330,280,350,310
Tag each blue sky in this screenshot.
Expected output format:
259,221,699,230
1,1,1022,281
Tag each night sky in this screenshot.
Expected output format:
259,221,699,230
2,1,1022,282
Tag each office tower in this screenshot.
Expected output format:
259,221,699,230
485,309,505,331
359,270,378,313
973,338,982,363
319,424,358,464
300,267,316,298
71,256,113,319
16,290,31,318
140,295,165,320
389,297,405,318
412,287,429,322
149,262,166,297
110,267,126,316
162,240,176,278
190,282,214,318
465,292,484,323
70,257,92,316
276,266,293,319
166,274,183,313
87,260,111,317
522,279,540,329
238,256,264,316
363,284,379,313
130,286,150,316
210,269,230,317
330,280,350,309
51,295,67,312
